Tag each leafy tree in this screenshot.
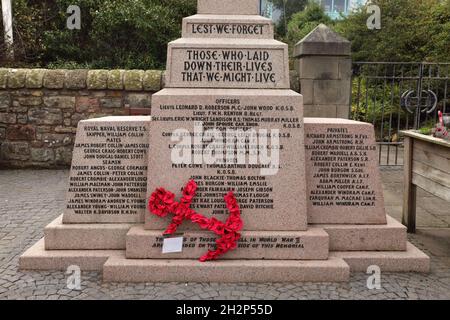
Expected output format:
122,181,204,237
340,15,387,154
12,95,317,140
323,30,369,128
272,0,308,36
2,0,196,69
335,0,450,62
285,1,333,48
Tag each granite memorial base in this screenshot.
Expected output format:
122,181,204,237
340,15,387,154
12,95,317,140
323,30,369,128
20,116,430,282
19,0,429,283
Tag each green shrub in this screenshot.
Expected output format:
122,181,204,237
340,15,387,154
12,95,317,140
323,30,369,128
2,0,196,69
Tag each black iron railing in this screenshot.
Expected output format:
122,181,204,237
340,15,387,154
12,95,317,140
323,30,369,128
351,62,450,166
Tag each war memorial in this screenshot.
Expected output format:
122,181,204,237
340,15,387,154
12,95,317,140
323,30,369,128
19,0,430,283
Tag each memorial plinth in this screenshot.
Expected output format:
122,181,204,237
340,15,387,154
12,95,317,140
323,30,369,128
20,0,429,283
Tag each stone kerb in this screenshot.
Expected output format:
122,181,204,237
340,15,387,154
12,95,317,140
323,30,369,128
293,24,352,119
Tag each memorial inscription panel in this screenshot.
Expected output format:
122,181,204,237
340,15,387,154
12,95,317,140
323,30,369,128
145,89,307,231
166,40,290,89
182,16,274,39
304,119,387,224
63,117,151,224
127,228,329,260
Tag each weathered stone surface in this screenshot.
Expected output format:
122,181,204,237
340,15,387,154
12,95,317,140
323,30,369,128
336,105,350,119
103,254,350,283
43,70,66,89
26,69,45,88
55,146,73,165
39,133,72,147
19,238,121,271
0,113,16,124
45,215,134,250
75,96,100,113
0,141,29,160
87,70,108,90
303,105,337,118
143,70,162,91
294,24,351,57
197,0,260,15
28,108,63,125
0,68,8,88
124,70,144,91
65,69,88,89
127,226,329,260
298,56,340,80
63,116,151,223
54,125,77,134
0,94,10,111
300,79,313,105
304,118,387,224
6,125,35,141
107,70,124,90
182,15,274,39
317,216,407,251
124,93,151,108
43,96,76,109
17,114,28,124
99,97,122,108
17,96,42,106
331,242,430,272
31,148,55,162
0,127,5,139
7,69,27,88
146,88,307,231
313,79,350,105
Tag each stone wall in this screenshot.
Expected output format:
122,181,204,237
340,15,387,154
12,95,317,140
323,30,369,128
0,68,300,169
0,69,163,168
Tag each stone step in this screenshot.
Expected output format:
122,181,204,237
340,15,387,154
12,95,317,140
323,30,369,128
166,38,290,89
331,242,430,272
126,226,329,260
182,14,274,39
19,238,122,271
44,215,135,250
103,253,350,283
316,215,407,251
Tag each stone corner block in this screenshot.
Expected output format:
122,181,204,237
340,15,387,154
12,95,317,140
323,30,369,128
7,69,27,89
43,70,66,89
0,68,8,88
294,24,351,58
107,70,124,90
65,69,88,89
87,70,109,90
26,69,46,88
124,70,144,91
143,70,162,91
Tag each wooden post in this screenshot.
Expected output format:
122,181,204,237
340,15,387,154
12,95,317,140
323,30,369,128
402,136,417,233
1,0,14,60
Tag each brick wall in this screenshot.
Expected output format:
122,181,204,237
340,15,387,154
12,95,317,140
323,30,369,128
0,68,163,168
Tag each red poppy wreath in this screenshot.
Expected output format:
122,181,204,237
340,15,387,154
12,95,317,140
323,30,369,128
148,180,243,262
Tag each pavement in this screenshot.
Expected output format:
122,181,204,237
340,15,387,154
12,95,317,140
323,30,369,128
0,168,449,300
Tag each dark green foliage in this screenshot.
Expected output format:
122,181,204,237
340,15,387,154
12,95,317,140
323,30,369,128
2,0,196,69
